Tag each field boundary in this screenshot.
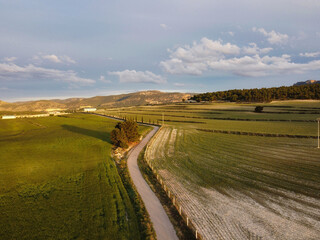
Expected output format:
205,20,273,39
196,128,318,139
107,111,318,122
145,127,204,240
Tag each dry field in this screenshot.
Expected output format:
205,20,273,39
145,127,320,239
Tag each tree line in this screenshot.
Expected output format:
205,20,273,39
190,83,320,102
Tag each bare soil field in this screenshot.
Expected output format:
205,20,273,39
146,127,320,240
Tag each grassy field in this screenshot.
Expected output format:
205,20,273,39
0,114,150,240
97,101,319,136
98,101,320,240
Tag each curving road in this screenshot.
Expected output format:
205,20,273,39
92,114,178,240
127,126,178,240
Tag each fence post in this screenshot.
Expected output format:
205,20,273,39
144,126,202,240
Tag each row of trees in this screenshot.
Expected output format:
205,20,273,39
110,120,140,148
190,84,320,103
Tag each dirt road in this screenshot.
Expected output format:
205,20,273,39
127,126,178,240
91,114,178,240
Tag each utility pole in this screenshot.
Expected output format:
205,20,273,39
318,118,320,149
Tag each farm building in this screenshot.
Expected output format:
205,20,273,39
17,114,50,118
83,108,97,112
2,115,16,119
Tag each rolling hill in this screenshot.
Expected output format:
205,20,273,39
0,91,191,112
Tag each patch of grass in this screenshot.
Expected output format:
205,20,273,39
0,114,147,240
98,101,319,136
151,128,320,196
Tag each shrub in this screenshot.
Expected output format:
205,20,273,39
254,106,264,113
111,120,140,148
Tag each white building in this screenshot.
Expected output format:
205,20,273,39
83,108,97,112
2,115,16,119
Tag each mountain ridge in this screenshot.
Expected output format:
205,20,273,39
293,80,320,86
0,90,191,112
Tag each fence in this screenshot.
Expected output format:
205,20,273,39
94,112,204,239
145,127,204,240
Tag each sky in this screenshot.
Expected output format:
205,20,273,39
0,0,320,102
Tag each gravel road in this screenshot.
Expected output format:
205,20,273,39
127,126,178,240
91,114,178,240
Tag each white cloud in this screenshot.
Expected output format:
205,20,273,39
228,31,234,36
3,57,17,62
253,27,289,45
109,70,166,84
208,54,320,77
42,54,61,63
242,43,272,55
299,52,320,58
99,75,112,83
160,23,168,30
32,54,76,64
161,37,320,77
0,63,95,84
160,37,240,75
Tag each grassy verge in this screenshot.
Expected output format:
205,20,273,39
137,147,196,240
116,156,156,240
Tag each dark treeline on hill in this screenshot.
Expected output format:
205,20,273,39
190,83,320,102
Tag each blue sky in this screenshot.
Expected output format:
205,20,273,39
1,0,320,102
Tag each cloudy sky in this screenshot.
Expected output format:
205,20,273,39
1,0,320,101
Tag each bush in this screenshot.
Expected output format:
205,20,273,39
254,106,264,113
111,120,140,148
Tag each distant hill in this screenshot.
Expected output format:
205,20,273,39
0,100,7,105
294,80,320,86
0,91,191,112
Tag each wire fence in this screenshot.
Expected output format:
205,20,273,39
145,127,204,240
94,113,204,239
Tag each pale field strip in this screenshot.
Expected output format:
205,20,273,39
146,127,320,240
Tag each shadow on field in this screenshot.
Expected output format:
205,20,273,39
61,125,111,143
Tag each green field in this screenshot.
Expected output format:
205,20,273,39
99,101,320,240
0,114,150,240
97,101,319,136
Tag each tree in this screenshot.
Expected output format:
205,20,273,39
254,106,264,113
111,128,128,148
110,120,140,148
121,120,140,142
